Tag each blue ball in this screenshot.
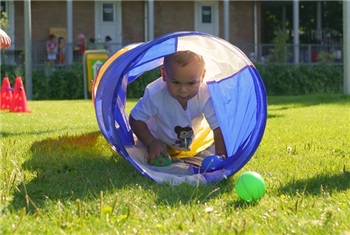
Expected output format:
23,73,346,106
200,155,223,171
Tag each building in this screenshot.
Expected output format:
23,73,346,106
1,0,261,65
1,1,344,66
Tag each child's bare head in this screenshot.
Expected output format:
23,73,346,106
163,50,205,74
161,50,206,108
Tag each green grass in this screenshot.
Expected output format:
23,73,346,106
1,94,349,234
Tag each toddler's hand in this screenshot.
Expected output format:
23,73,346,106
146,140,167,165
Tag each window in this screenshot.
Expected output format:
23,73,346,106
103,3,114,22
201,6,212,23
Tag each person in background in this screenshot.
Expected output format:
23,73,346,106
88,37,96,50
104,35,112,55
77,33,86,55
0,28,11,49
57,36,65,64
47,34,57,64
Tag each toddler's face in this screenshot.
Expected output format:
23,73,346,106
162,60,205,107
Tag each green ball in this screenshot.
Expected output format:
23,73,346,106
235,171,266,202
154,153,172,167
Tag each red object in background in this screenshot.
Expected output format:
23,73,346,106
311,50,319,62
9,77,31,113
1,77,13,110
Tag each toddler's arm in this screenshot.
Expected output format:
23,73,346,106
129,115,167,165
213,127,227,157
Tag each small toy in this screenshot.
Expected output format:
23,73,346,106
200,154,223,171
235,171,266,202
154,153,172,167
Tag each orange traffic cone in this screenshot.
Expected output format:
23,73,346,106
1,77,13,110
9,77,31,113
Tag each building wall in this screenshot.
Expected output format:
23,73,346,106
226,1,261,55
32,1,68,42
14,0,95,48
73,1,95,42
13,0,258,50
14,1,24,46
122,1,145,43
231,1,254,44
154,1,195,38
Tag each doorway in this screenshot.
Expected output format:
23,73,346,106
95,1,122,53
195,1,219,36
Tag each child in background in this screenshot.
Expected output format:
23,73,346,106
104,35,112,55
57,37,65,64
77,33,86,55
47,34,57,64
129,50,227,165
88,37,96,50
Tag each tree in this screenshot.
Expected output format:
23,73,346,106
0,11,9,29
269,27,291,63
261,1,343,44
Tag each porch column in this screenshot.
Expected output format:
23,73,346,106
293,0,300,64
344,0,350,95
253,1,258,61
223,0,229,41
66,0,73,64
316,1,322,40
24,0,32,100
148,0,154,41
282,6,286,31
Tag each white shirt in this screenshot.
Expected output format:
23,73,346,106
130,78,219,151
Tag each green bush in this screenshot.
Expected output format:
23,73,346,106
0,63,344,99
127,68,160,98
255,63,343,95
32,68,48,100
1,63,84,100
32,64,84,100
0,64,24,84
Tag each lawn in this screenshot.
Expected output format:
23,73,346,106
1,94,349,234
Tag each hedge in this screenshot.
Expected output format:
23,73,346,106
256,63,343,96
1,63,84,100
0,63,343,100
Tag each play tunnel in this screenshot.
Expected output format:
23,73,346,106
92,31,267,185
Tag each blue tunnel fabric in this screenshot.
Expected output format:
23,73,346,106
94,31,267,185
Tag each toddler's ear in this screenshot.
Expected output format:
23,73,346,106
201,69,207,81
161,67,166,81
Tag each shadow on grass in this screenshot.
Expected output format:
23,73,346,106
267,114,284,119
8,132,233,212
267,94,350,107
278,170,350,196
1,127,74,138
